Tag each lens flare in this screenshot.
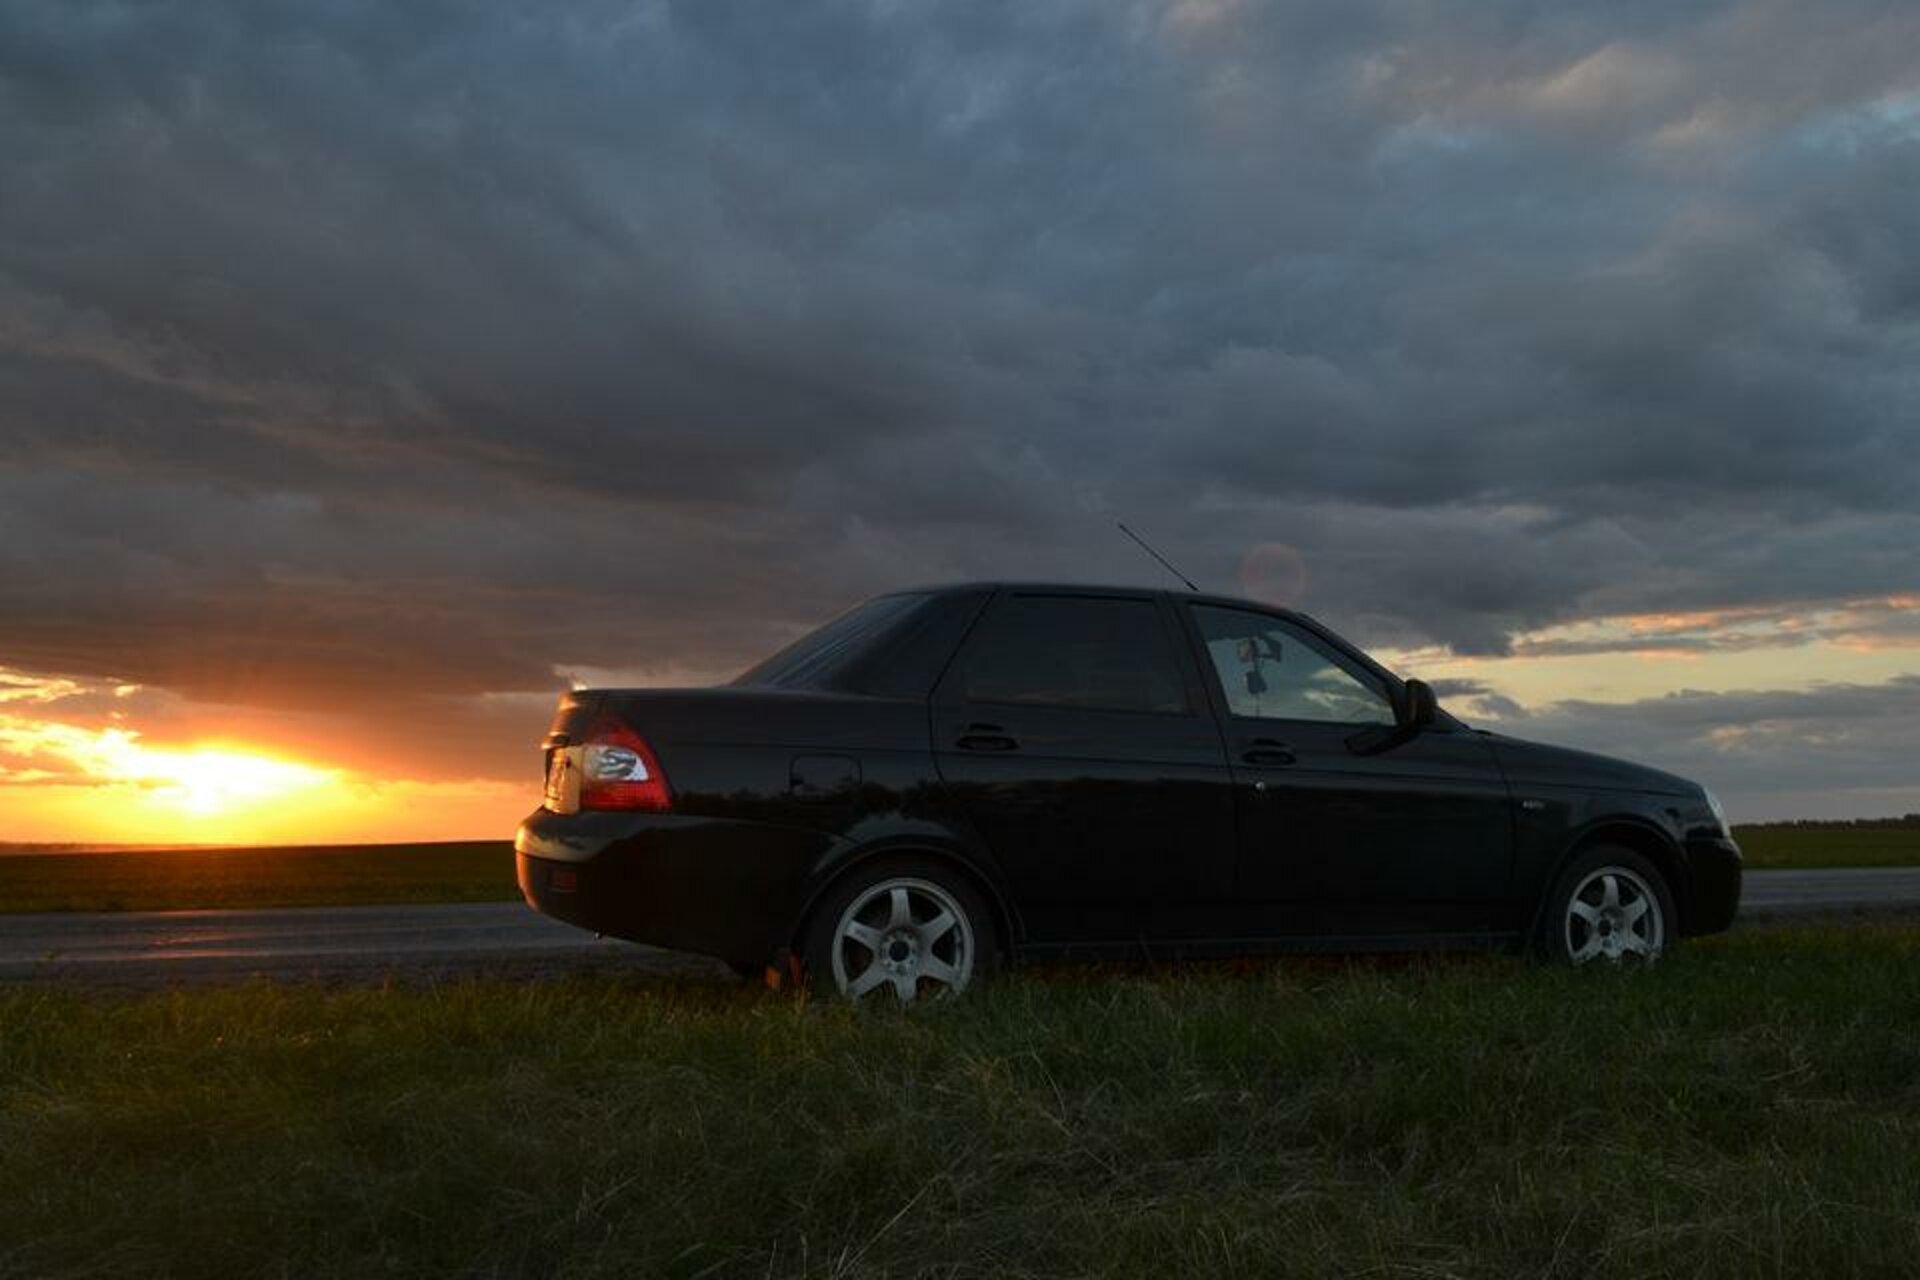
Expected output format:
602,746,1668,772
1237,542,1309,606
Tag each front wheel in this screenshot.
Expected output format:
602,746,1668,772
1537,846,1675,965
799,857,998,1004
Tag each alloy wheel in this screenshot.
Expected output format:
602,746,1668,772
1564,866,1665,964
829,877,975,1004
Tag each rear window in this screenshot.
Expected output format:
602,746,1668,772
843,590,989,697
733,593,937,692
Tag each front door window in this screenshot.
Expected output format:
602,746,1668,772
1191,605,1392,725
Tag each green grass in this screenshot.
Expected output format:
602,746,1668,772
1732,823,1920,870
0,841,517,913
3,924,1919,1278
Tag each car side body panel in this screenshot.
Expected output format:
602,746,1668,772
1167,598,1519,938
928,588,1238,944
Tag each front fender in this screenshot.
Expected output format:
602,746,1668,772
1519,804,1693,942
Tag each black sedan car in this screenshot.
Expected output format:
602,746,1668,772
517,583,1742,1002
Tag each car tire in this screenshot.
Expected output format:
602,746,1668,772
799,855,999,1004
1536,844,1677,965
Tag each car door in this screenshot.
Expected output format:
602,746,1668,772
1184,602,1516,936
931,590,1237,944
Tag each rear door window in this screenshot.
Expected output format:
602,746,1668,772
954,595,1190,714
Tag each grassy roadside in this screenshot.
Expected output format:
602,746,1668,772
0,841,517,913
3,923,1919,1278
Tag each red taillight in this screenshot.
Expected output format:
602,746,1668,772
577,717,673,812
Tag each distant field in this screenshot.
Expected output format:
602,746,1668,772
1731,823,1920,870
0,825,1914,914
0,841,516,913
2,922,1918,1278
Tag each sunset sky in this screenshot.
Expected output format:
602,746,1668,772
2,0,1917,843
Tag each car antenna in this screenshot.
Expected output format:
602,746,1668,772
1116,521,1200,593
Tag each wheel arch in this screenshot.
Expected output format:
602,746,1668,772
1528,814,1690,941
786,837,1020,962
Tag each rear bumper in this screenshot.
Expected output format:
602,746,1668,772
1683,835,1743,935
515,808,839,967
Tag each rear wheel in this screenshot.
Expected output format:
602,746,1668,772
1537,846,1675,965
800,857,998,1004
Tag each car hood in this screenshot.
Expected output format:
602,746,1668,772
1477,731,1699,798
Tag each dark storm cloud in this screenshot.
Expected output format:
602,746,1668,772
0,0,1917,718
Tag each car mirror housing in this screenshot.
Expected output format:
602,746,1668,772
1400,678,1439,730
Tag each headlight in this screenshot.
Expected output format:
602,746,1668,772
1703,788,1730,836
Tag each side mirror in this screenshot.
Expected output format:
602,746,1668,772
1245,669,1268,696
1400,678,1439,730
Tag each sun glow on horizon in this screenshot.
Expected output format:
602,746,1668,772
1,718,332,808
82,732,335,816
0,710,530,845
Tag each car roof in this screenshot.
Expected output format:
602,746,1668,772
897,580,1308,617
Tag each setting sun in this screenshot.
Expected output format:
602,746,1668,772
92,738,336,817
3,717,326,806
0,704,529,846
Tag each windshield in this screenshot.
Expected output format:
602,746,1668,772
732,593,933,690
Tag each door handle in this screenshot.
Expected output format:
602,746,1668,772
1241,738,1296,766
956,722,1019,752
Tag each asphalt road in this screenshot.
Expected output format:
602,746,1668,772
0,901,733,988
1,867,1916,987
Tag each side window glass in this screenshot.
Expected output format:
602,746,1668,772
1191,605,1393,725
957,596,1189,715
